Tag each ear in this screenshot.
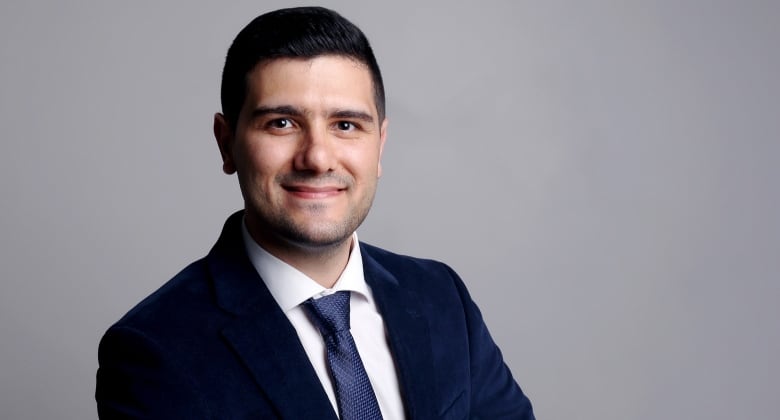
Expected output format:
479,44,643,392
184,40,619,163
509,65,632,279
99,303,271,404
213,113,236,174
377,118,388,178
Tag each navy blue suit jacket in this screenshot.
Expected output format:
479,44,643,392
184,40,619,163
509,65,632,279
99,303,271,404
96,212,535,419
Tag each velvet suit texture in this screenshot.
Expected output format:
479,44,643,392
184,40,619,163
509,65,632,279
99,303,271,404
96,211,535,419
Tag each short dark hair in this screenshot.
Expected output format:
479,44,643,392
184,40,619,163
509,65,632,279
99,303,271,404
220,7,385,130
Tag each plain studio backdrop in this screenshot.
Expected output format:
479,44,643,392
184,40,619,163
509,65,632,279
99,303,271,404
1,1,778,419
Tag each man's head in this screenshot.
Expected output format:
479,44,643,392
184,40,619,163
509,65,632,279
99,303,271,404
213,7,387,261
219,6,385,131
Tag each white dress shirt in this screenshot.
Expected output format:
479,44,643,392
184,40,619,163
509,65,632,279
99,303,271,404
241,222,405,419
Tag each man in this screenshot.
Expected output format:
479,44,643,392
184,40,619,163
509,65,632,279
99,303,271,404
96,6,535,419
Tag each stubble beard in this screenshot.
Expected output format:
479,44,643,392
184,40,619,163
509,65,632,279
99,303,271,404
245,186,376,256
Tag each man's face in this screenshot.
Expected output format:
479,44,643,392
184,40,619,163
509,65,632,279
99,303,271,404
215,55,387,252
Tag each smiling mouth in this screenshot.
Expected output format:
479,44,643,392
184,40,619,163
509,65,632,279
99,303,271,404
283,184,345,199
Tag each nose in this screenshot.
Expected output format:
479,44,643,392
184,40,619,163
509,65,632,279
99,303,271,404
293,124,336,174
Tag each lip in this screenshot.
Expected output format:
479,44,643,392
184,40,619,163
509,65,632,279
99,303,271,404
282,184,345,199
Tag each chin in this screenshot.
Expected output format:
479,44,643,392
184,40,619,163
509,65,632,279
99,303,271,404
285,231,353,251
279,220,355,248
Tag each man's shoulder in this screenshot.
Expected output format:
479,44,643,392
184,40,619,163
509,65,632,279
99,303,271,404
359,241,454,274
358,241,467,299
111,257,217,333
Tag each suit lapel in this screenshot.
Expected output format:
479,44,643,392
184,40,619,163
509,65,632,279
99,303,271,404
220,310,336,419
208,212,337,419
206,213,439,418
362,245,438,419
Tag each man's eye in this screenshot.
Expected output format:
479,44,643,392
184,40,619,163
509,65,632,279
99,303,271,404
268,118,293,129
336,121,356,131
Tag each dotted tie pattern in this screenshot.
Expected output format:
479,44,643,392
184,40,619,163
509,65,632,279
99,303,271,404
304,291,383,420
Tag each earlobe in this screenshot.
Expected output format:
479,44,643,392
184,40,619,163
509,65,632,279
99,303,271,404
214,113,237,174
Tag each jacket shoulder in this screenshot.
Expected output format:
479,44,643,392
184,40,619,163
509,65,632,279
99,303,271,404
112,257,216,332
359,242,454,276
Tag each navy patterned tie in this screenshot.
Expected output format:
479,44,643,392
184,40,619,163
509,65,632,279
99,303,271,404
304,291,383,420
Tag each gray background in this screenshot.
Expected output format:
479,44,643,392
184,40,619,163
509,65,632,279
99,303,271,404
1,1,778,419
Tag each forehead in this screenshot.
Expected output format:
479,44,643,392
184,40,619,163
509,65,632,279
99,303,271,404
243,55,377,115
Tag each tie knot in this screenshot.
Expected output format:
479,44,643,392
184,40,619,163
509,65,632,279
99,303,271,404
304,291,351,336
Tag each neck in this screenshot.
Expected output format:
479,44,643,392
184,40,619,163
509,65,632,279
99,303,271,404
246,224,353,289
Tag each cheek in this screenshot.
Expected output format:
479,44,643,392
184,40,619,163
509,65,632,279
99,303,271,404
351,160,383,188
365,149,383,179
241,142,291,176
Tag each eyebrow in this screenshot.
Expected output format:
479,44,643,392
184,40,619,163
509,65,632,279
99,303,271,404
249,105,303,119
330,109,375,123
249,106,375,123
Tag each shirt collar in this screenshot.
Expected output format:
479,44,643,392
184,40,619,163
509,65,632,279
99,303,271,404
241,219,372,312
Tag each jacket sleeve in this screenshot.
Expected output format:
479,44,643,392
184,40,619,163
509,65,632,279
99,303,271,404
446,265,536,420
95,325,213,419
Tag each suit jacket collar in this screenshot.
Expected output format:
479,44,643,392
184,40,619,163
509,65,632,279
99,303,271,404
361,244,438,419
207,211,438,419
208,211,337,419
